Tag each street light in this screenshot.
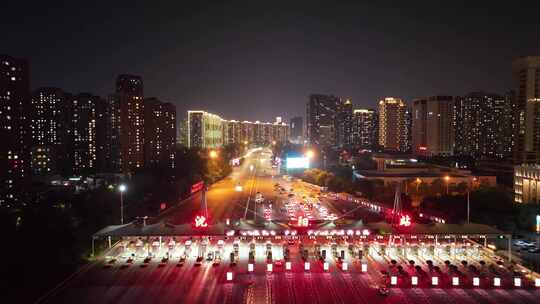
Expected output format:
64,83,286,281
467,177,478,224
118,184,127,224
415,177,422,192
305,150,314,159
444,175,450,195
209,150,218,159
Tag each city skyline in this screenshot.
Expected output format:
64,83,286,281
4,3,540,303
3,2,540,121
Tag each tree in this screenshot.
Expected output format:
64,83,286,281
353,180,375,199
516,205,540,231
455,182,468,194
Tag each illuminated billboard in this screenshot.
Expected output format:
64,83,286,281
286,157,310,169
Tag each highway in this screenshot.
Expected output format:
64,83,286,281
161,148,280,225
39,148,540,304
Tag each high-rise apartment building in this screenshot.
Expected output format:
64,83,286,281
273,120,289,144
240,120,255,145
116,75,144,173
224,120,241,145
403,106,412,153
412,96,455,156
513,56,540,164
68,93,106,175
337,99,353,146
0,55,30,206
378,97,407,151
30,87,70,175
253,121,270,145
371,111,379,150
221,119,288,146
144,98,176,169
30,89,110,176
352,109,376,149
188,111,224,148
454,92,513,159
188,112,289,149
307,94,340,146
94,94,110,173
289,116,303,144
412,98,427,155
177,118,188,147
106,94,122,172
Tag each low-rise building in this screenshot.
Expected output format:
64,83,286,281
514,164,540,204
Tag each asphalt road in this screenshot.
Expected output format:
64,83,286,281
39,148,540,304
42,236,540,304
160,148,280,225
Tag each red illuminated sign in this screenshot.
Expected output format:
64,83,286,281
191,181,204,194
194,215,208,227
297,216,309,227
399,215,411,227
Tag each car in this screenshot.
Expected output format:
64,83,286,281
528,247,540,253
207,252,214,261
274,259,284,266
515,240,532,248
195,256,203,266
514,240,526,246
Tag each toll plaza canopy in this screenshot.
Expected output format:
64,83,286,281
93,219,507,239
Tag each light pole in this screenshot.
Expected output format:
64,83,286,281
467,177,477,224
466,187,470,224
415,178,422,192
119,184,126,224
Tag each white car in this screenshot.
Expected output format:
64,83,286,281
515,240,535,248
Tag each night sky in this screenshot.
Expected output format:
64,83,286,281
3,1,540,122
